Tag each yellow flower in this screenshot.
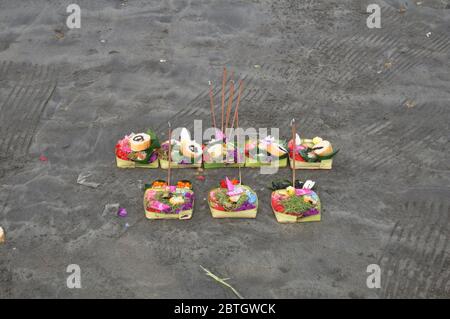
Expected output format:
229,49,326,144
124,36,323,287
312,136,323,145
286,186,296,196
169,196,185,205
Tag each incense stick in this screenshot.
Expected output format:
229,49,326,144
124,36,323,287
225,80,234,133
167,122,172,186
220,67,227,134
228,79,245,164
237,114,242,184
230,79,243,131
291,118,296,187
208,81,217,129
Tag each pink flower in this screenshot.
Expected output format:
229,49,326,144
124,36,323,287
295,189,312,196
118,135,132,154
145,190,156,201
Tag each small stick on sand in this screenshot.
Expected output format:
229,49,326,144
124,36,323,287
200,265,244,299
208,81,217,129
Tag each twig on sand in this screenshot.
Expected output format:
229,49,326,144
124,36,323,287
200,265,244,299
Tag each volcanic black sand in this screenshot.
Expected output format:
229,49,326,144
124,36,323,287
0,0,449,298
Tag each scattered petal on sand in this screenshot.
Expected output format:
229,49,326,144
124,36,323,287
118,207,128,217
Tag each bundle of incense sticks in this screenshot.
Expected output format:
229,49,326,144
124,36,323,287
209,67,244,140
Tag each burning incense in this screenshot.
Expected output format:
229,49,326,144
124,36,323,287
208,81,217,129
167,121,172,186
291,118,296,187
220,67,227,133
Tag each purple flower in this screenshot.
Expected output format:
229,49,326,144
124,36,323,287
148,152,158,163
181,202,193,210
303,208,319,217
162,206,172,213
236,202,256,211
117,207,128,217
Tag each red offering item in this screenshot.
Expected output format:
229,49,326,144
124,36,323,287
288,140,306,162
271,198,284,212
220,178,239,188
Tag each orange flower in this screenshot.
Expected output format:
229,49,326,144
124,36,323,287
176,181,191,189
152,181,167,188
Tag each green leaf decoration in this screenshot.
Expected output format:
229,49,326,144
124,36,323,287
298,149,317,162
281,195,314,213
146,128,160,149
213,188,250,211
317,149,339,161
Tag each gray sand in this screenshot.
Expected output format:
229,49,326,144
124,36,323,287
0,0,449,298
